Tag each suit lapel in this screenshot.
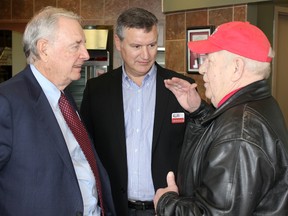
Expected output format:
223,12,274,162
25,68,78,178
152,66,171,152
109,68,127,158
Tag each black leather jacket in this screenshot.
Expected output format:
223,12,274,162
156,80,288,216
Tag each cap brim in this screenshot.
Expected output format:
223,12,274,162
188,39,222,54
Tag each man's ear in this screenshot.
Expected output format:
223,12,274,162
231,57,245,82
114,34,121,52
37,39,49,62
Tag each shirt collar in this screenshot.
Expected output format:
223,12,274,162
30,64,61,109
122,64,157,88
217,88,242,107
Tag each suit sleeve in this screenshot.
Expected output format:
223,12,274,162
0,94,13,169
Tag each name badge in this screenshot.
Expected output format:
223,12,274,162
171,112,185,124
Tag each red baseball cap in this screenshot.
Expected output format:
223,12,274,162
188,21,273,62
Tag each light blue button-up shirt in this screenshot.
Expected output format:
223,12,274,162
30,64,100,216
122,64,156,201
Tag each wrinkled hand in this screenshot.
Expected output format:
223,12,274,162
154,171,179,208
164,77,201,113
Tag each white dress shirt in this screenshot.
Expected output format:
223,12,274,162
30,64,100,216
122,64,157,201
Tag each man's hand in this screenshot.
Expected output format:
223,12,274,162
154,171,179,208
164,77,201,113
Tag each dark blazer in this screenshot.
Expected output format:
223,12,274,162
80,63,194,216
0,66,116,216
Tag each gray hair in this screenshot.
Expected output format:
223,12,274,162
222,50,271,79
23,6,81,64
115,7,158,41
244,57,271,79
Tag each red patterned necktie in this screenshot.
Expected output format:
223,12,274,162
58,92,105,216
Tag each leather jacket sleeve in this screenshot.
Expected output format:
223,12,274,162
188,100,214,124
156,192,203,216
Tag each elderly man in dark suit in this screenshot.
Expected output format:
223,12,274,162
0,6,115,216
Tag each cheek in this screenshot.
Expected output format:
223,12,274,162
205,72,219,96
150,48,158,56
121,48,134,59
209,76,221,94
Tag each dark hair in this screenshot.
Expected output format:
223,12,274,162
116,7,158,41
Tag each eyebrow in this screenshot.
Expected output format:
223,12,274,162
130,41,157,46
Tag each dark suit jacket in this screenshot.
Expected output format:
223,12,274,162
0,66,116,216
80,63,194,216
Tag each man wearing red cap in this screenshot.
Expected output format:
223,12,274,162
154,21,288,215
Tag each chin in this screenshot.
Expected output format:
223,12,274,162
139,65,153,73
72,74,81,81
72,70,82,79
205,92,211,100
75,76,81,81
